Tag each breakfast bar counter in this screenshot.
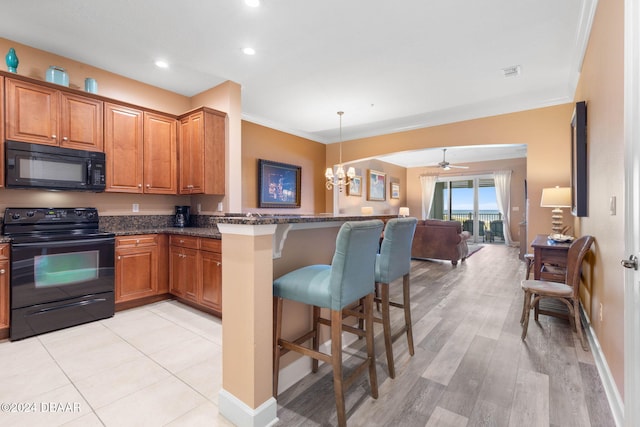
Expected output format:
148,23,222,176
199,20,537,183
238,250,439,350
214,214,394,427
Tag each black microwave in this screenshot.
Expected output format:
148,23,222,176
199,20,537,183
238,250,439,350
5,140,106,192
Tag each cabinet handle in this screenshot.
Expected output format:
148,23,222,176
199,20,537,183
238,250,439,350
179,239,185,243
138,184,142,188
117,256,121,260
51,134,57,139
216,262,221,267
136,239,140,245
62,136,68,141
146,184,150,188
0,269,5,274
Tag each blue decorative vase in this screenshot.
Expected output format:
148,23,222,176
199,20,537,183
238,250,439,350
5,47,18,73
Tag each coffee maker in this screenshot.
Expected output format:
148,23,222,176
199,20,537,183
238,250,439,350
174,206,191,227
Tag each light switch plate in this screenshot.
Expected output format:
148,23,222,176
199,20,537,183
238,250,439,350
132,203,139,213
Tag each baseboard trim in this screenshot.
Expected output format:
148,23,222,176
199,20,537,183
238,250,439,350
218,389,278,427
581,308,624,426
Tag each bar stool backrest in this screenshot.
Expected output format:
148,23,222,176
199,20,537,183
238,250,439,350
329,220,384,310
376,217,418,284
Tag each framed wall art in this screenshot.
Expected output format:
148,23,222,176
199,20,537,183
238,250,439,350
347,175,362,196
367,169,386,201
258,159,301,208
571,101,587,217
390,182,400,199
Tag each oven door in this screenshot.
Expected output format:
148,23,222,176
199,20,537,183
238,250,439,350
10,236,115,310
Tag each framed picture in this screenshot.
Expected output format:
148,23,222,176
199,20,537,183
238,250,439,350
390,182,400,199
367,169,386,201
258,159,301,208
571,101,588,217
347,175,362,196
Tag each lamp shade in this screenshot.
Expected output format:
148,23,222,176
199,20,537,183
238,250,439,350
399,207,410,217
540,187,571,207
361,206,374,215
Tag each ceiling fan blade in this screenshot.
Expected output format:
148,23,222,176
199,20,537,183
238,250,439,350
448,165,469,169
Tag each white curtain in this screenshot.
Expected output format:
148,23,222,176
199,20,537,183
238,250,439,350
419,175,439,219
493,170,514,246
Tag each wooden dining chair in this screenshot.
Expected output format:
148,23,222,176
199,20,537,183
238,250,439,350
520,235,594,350
272,220,384,427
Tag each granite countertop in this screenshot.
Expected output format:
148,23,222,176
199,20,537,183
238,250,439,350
1,214,398,243
210,214,395,225
105,227,222,239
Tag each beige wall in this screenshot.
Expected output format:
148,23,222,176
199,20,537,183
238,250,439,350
241,121,326,214
337,159,407,216
329,104,574,247
573,0,625,396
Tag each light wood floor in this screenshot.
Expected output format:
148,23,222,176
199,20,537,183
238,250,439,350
274,243,615,426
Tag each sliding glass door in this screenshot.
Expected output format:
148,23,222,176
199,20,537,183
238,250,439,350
430,176,501,243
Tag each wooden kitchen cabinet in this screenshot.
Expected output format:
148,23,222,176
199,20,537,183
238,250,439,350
200,238,222,313
0,244,9,333
115,235,159,303
169,236,200,303
143,112,177,194
1,76,4,187
169,236,222,315
178,107,226,195
104,102,144,192
105,103,177,194
5,78,103,150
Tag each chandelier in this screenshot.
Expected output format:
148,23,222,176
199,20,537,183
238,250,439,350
325,111,356,191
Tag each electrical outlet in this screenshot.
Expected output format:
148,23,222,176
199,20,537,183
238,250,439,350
132,203,139,213
599,303,603,322
197,203,202,214
217,202,224,212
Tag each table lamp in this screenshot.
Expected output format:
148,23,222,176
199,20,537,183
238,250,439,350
540,186,571,234
398,207,410,217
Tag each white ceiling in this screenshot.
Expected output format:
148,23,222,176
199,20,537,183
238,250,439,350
1,0,595,148
373,144,527,169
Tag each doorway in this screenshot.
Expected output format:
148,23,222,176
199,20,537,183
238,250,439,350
430,176,501,243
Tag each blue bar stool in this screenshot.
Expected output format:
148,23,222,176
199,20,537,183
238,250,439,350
273,220,384,427
373,217,417,378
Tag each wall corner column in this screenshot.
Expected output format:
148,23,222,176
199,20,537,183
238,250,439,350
217,223,278,427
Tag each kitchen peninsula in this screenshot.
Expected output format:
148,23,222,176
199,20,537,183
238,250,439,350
213,214,393,427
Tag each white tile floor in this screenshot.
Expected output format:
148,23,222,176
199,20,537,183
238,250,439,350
0,301,234,427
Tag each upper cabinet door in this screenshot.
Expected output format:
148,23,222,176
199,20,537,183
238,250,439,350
1,76,4,188
5,78,59,146
178,108,226,195
104,102,144,193
60,92,104,151
179,111,204,194
143,112,177,194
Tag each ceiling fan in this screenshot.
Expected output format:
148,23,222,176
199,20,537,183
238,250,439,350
437,148,469,170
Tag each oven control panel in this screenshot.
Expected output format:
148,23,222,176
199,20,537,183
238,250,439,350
3,207,99,225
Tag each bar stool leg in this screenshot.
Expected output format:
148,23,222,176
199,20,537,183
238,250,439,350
312,306,320,373
402,274,415,356
364,293,378,398
273,297,283,397
330,309,346,427
380,283,395,378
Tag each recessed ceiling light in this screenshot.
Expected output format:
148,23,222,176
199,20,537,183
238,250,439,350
155,60,169,69
242,47,256,56
245,0,260,7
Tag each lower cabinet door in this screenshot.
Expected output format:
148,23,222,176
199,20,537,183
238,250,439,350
169,245,199,303
115,246,158,303
200,250,222,313
0,259,9,329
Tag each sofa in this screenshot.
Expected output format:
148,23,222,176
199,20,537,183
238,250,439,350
411,219,471,265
